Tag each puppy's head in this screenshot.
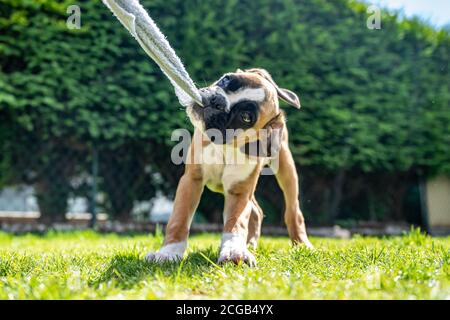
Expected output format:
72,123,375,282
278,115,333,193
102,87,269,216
187,68,301,145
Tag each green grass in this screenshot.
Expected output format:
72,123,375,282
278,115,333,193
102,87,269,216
0,229,448,299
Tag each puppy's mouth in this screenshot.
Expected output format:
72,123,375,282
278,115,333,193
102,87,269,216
189,103,229,143
188,100,259,145
186,103,206,131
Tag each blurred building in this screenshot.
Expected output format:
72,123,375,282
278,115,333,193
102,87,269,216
422,176,450,235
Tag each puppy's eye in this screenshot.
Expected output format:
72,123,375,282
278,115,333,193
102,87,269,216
226,101,258,130
217,76,231,89
240,111,253,124
218,75,241,92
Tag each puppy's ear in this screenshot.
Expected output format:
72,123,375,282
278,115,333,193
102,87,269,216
245,68,301,109
277,88,301,109
266,121,284,158
263,113,285,157
236,68,244,73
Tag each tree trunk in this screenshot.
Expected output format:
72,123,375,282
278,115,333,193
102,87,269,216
368,189,377,221
392,185,407,221
329,169,346,223
35,175,69,225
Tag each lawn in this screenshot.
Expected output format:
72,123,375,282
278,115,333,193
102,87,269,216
0,229,448,299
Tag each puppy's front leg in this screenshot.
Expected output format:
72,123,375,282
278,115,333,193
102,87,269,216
218,165,261,267
219,194,257,266
146,166,204,262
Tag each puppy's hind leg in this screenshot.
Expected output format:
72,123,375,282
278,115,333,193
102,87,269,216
275,139,313,248
247,197,263,249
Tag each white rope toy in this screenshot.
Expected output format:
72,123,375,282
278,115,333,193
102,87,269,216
102,0,204,107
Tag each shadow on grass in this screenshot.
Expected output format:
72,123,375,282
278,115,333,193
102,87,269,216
90,248,220,289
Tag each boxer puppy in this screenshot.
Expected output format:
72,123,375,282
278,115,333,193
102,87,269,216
146,68,312,266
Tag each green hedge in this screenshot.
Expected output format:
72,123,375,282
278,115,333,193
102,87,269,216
0,0,449,222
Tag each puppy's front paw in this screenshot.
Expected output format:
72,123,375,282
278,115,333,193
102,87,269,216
145,251,182,263
145,241,187,263
218,247,257,267
218,233,257,267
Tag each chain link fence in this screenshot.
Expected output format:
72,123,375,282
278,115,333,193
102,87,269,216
0,137,177,227
0,124,425,232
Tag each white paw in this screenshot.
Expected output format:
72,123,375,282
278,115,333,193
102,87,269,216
145,251,182,263
218,233,257,267
145,241,187,263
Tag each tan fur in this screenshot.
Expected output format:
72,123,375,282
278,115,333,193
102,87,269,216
154,68,312,265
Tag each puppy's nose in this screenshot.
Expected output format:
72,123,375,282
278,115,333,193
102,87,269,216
209,94,227,111
200,88,227,111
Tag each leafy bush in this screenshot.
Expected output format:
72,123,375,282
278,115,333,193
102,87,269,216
0,0,448,222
